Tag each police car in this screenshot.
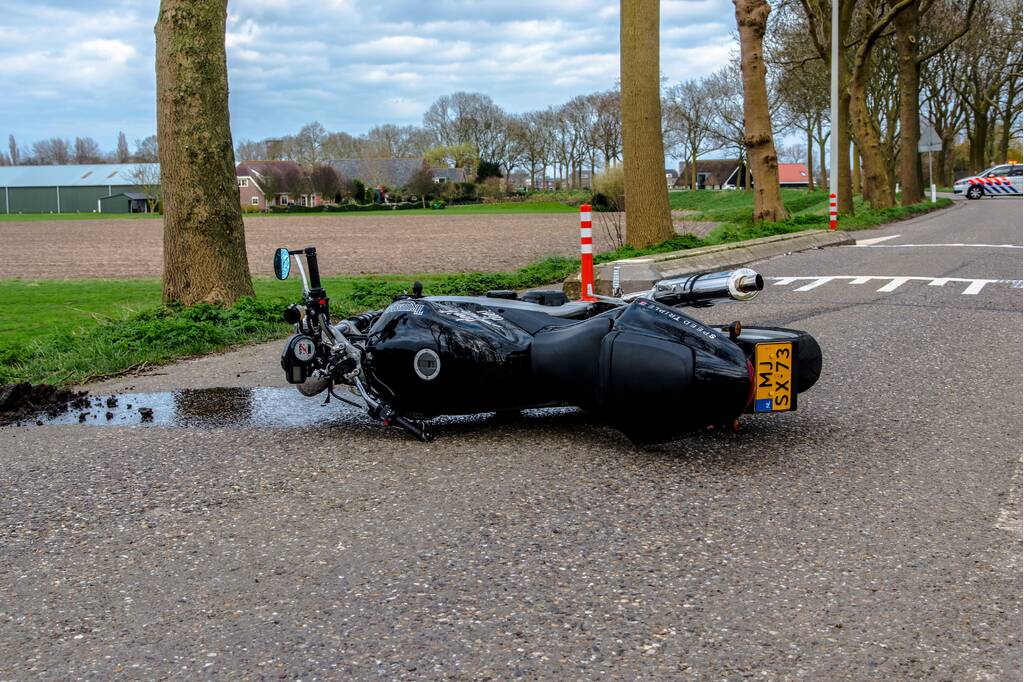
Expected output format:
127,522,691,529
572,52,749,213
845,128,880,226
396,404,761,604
953,163,1023,199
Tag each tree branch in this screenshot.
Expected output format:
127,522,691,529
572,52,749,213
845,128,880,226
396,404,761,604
917,0,980,64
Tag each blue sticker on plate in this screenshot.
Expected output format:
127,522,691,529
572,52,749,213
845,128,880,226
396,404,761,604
755,398,773,412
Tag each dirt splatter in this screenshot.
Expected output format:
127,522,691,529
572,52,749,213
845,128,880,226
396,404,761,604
0,383,90,426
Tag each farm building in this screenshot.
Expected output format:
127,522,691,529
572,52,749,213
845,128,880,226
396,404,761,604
0,163,158,214
778,163,810,188
675,159,749,190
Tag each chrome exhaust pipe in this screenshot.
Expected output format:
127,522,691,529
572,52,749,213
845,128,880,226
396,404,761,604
625,268,764,306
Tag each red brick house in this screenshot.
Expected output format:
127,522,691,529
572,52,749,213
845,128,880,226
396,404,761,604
236,161,321,210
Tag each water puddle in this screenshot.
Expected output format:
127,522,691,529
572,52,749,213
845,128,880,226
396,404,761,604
34,387,578,430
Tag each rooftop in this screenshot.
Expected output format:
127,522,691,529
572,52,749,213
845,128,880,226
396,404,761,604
0,163,159,188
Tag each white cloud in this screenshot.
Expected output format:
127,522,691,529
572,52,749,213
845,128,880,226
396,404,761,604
1,0,739,149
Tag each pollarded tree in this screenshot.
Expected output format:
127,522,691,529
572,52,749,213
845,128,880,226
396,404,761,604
620,0,674,248
156,0,254,305
734,0,789,222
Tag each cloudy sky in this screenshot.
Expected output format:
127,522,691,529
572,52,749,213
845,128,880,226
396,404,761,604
1,0,738,152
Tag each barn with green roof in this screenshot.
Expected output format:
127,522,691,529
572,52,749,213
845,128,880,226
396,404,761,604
0,163,159,214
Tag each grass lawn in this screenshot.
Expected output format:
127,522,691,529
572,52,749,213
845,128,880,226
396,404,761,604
0,212,160,222
0,201,578,222
0,274,452,352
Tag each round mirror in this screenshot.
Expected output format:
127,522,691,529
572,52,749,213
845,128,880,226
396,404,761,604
273,248,291,280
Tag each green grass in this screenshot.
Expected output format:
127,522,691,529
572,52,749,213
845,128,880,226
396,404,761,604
0,212,160,221
0,192,952,386
0,200,578,222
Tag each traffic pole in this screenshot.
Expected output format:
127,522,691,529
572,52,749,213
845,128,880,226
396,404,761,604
579,203,596,301
828,193,837,231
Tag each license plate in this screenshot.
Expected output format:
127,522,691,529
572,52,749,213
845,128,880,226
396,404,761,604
753,342,795,412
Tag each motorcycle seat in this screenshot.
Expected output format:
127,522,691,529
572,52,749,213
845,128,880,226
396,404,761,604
530,314,617,404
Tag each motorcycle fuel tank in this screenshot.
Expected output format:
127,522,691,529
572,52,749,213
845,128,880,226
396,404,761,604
364,299,541,417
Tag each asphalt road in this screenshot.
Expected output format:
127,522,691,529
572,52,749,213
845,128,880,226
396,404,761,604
1,197,1021,680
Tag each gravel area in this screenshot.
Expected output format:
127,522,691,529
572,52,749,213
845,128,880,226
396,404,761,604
0,213,702,280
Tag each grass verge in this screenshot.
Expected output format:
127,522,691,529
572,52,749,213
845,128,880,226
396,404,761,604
1,194,951,386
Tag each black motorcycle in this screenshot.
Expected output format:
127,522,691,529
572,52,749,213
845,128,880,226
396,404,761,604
274,246,822,443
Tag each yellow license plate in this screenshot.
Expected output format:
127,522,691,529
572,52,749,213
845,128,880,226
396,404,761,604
754,342,795,412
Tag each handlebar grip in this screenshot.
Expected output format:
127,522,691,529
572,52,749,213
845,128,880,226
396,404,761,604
303,246,322,289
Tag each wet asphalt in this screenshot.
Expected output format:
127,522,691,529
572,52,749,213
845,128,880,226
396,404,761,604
1,197,1021,679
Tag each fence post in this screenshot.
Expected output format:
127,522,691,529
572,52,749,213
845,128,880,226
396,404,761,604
828,193,837,231
579,203,596,300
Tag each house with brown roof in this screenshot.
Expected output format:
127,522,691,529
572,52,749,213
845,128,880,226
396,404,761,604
236,160,321,210
675,159,750,190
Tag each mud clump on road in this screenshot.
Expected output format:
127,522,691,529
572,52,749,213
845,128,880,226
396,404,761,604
0,382,90,426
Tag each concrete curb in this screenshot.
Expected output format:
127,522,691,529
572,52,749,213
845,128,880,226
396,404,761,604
563,229,854,298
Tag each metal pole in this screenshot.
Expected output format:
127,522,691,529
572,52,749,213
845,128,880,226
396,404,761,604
829,0,840,211
929,149,935,202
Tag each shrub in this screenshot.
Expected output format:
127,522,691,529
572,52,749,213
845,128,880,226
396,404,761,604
591,165,625,211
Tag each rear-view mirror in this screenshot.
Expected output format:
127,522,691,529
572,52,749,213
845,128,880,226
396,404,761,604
273,248,291,280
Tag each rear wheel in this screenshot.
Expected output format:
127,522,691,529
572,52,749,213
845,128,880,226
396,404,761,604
966,185,984,200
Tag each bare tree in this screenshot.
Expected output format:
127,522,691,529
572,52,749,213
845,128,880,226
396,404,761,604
664,78,721,189
73,137,103,164
156,0,253,305
293,121,327,166
115,132,131,163
309,164,341,202
32,138,71,165
134,135,158,163
128,163,162,212
7,135,19,166
423,92,506,161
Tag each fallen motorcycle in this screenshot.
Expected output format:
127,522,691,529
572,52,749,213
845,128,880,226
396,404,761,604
273,246,822,443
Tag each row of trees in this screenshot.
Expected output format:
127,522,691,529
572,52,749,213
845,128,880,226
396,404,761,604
235,91,624,192
782,0,1021,210
0,133,159,166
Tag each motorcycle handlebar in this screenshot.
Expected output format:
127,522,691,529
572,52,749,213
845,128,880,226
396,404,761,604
624,268,764,306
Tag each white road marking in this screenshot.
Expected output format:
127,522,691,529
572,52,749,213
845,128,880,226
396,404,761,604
962,279,997,295
850,242,1022,249
855,234,901,245
877,277,912,292
793,277,835,291
767,276,1020,296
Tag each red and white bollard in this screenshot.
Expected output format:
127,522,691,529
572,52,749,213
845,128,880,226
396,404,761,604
579,203,596,301
828,193,837,231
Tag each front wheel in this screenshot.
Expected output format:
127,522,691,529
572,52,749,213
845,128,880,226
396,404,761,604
966,185,984,200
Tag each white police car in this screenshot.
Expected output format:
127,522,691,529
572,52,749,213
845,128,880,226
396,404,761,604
953,163,1023,199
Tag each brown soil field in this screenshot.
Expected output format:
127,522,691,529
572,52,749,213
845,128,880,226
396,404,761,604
0,213,715,280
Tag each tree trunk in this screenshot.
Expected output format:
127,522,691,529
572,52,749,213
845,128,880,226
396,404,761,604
852,142,861,195
817,120,828,188
849,70,895,208
156,0,253,305
969,108,989,172
734,0,788,222
806,127,815,192
836,89,855,213
620,0,674,247
894,3,923,204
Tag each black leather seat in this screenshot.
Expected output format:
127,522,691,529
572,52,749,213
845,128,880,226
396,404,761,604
530,314,616,406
